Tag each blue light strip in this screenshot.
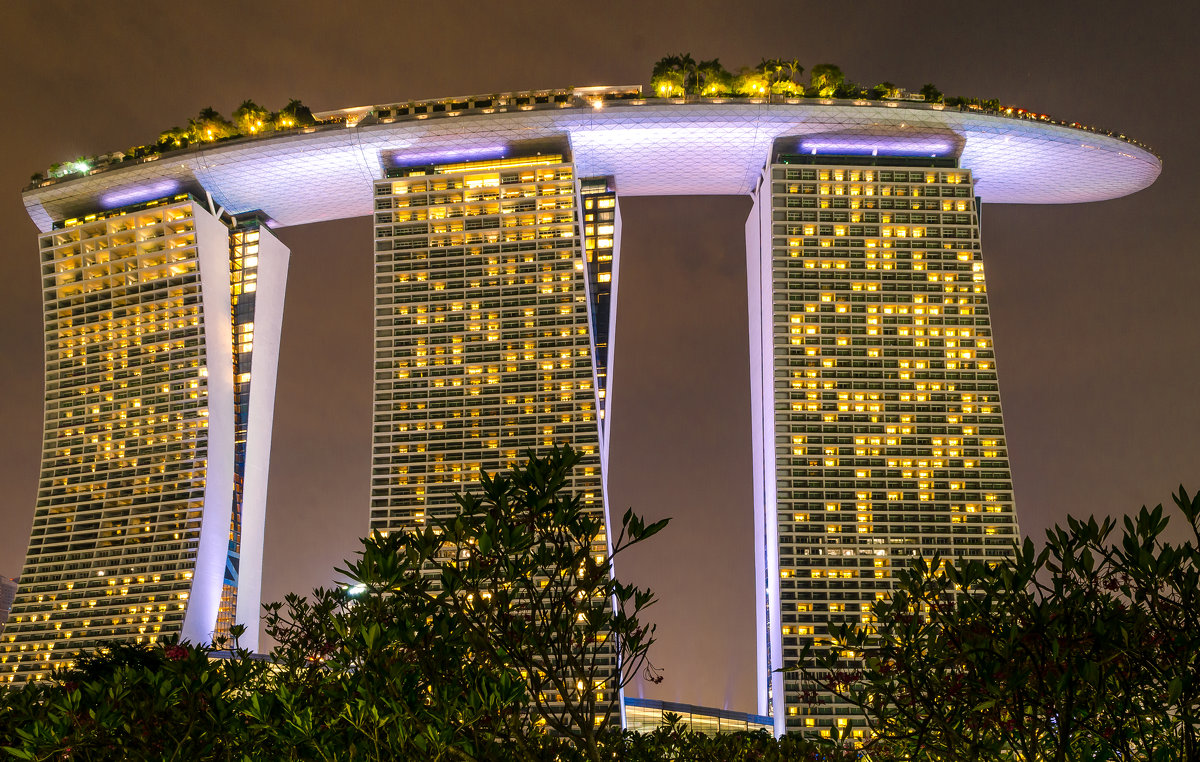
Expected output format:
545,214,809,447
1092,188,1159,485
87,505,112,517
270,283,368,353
387,145,507,169
99,180,181,209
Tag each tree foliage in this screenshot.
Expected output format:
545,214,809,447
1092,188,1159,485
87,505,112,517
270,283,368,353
653,54,801,98
796,486,1200,761
188,106,238,143
695,59,732,96
0,444,846,760
919,82,943,103
0,637,276,760
870,81,900,100
259,530,530,760
732,67,770,98
141,99,316,155
808,64,844,97
0,446,679,762
276,98,315,129
640,54,1037,118
650,54,690,97
596,714,849,762
431,445,668,755
232,99,272,135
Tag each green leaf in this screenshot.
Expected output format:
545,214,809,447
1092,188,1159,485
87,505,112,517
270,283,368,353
1168,676,1184,704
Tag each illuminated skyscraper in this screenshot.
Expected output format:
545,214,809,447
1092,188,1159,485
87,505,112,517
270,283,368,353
369,152,619,705
2,196,287,683
747,145,1019,736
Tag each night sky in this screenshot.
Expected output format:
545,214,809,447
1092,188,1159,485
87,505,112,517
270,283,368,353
2,1,1197,713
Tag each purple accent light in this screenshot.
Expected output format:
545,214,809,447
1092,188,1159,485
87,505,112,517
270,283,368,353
388,145,507,169
99,180,181,210
798,137,955,157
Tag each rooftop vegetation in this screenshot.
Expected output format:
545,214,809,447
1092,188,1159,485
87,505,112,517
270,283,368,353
29,99,321,186
652,53,963,106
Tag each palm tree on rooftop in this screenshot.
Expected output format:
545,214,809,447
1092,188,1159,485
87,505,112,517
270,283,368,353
652,53,693,98
756,58,788,101
785,58,804,89
233,100,270,136
695,59,731,96
678,53,698,95
810,63,845,98
189,107,235,143
651,54,683,79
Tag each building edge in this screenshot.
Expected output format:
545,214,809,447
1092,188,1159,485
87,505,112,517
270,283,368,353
179,206,237,645
231,225,290,652
746,163,786,734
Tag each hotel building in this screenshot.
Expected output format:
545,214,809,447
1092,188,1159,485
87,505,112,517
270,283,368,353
12,87,1158,725
0,577,17,635
3,196,287,682
747,148,1018,736
370,151,619,705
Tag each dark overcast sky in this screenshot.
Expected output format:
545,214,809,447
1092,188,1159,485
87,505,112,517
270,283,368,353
2,1,1197,713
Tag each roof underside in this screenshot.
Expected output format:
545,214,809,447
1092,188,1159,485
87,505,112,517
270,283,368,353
22,102,1160,232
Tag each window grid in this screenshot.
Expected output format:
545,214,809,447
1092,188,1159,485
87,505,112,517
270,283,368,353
4,199,211,682
369,156,616,707
765,163,1019,735
370,157,604,529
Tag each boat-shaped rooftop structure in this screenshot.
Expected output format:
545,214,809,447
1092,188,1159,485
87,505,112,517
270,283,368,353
22,86,1160,231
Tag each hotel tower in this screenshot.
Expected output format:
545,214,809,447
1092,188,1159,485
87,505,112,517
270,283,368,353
748,146,1018,736
369,151,621,705
9,86,1158,728
3,196,287,682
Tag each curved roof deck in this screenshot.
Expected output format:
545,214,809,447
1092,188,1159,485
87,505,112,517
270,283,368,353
22,91,1161,232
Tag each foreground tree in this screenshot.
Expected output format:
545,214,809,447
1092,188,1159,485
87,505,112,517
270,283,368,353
433,446,668,759
2,447,669,761
1113,488,1200,759
0,637,276,760
260,531,531,760
795,486,1200,760
262,444,670,762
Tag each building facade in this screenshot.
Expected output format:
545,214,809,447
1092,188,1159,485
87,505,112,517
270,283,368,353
624,697,774,735
11,89,1157,716
2,196,287,683
369,153,620,706
0,577,17,635
747,148,1020,735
